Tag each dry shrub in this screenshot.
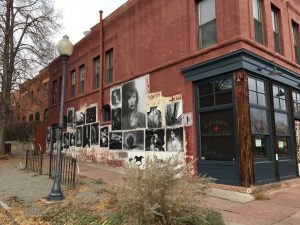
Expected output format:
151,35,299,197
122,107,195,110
108,156,224,225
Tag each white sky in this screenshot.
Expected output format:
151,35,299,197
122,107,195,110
54,0,128,44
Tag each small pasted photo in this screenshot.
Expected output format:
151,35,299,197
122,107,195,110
166,127,184,152
100,126,109,148
123,130,144,150
145,129,165,151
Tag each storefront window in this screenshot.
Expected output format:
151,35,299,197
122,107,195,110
292,91,300,115
273,85,290,158
198,77,235,161
248,77,269,159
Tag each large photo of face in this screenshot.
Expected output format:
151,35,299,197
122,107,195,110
100,126,109,148
123,130,144,150
122,77,147,130
91,123,99,146
145,129,165,151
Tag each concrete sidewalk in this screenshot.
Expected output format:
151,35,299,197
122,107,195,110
76,159,300,225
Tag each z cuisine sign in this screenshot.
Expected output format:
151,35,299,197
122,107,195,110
202,120,232,136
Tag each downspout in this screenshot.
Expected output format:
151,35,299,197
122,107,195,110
99,10,104,123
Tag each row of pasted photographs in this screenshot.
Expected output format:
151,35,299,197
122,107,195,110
47,124,184,152
66,106,97,129
110,76,183,131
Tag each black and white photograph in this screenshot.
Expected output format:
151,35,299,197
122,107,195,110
63,132,69,149
83,124,90,148
145,129,165,151
76,126,83,147
147,106,162,128
67,107,74,129
166,127,184,152
123,130,144,150
76,110,85,126
100,126,109,148
165,101,183,126
122,77,147,130
86,106,97,124
109,132,122,150
111,88,121,108
69,130,76,147
46,127,52,151
91,123,99,146
112,108,122,130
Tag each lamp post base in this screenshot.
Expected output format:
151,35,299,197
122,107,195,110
47,191,64,201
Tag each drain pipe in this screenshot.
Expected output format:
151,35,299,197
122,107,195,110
99,10,104,122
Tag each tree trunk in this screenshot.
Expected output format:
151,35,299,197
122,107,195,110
0,106,6,154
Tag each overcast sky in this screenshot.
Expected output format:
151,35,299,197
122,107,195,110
54,0,127,44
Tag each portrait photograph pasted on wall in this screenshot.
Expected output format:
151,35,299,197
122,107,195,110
165,101,183,126
147,106,162,128
112,108,122,131
123,130,144,150
63,132,69,149
166,127,184,152
122,76,147,130
76,126,83,147
86,106,97,124
145,129,165,151
100,126,109,148
91,123,99,146
83,124,90,148
69,130,76,147
109,132,122,150
76,110,85,126
67,107,74,129
111,87,122,108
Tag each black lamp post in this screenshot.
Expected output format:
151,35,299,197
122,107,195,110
47,35,73,201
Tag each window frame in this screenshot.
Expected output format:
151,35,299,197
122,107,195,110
70,70,76,98
252,0,265,45
197,0,217,49
93,56,100,89
292,21,300,64
79,65,85,94
248,76,271,161
106,49,113,85
271,6,282,54
197,75,237,162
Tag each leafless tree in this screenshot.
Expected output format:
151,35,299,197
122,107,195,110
0,0,61,153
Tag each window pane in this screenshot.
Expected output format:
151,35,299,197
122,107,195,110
250,108,268,134
199,82,213,96
214,78,232,92
297,93,300,102
273,85,279,97
215,91,232,105
249,91,258,105
280,99,286,111
257,80,265,93
199,20,217,48
199,95,214,108
277,137,289,158
252,135,269,159
199,0,216,25
200,109,235,161
252,0,259,20
275,112,289,135
257,93,266,106
273,98,280,109
248,77,256,91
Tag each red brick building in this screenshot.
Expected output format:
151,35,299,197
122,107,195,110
46,0,300,186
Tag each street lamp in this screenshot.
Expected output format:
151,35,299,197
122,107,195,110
47,35,73,201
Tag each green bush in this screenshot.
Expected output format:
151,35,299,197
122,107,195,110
107,156,225,225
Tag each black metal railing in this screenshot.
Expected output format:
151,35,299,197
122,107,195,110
49,153,77,187
25,150,43,174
